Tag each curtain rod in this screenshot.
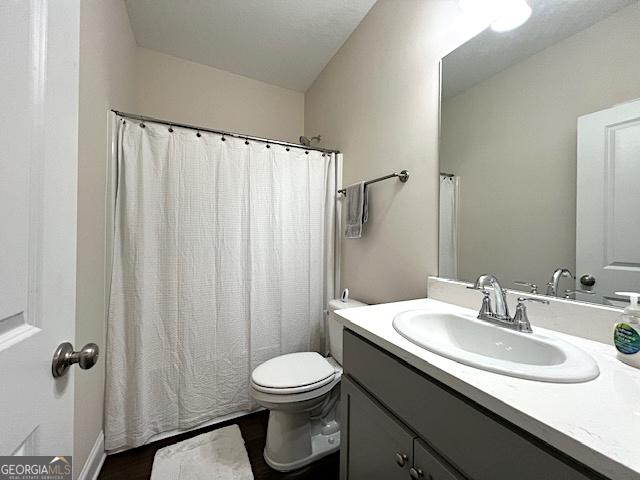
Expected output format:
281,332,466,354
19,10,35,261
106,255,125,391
112,110,340,155
440,172,455,178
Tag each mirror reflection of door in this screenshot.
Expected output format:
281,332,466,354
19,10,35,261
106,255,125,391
577,99,640,306
439,0,640,306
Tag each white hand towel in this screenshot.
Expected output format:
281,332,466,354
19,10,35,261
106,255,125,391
345,182,368,238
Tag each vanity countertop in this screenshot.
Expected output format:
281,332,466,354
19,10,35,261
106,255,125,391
337,298,640,480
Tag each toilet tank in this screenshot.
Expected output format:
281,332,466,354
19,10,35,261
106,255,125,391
327,298,367,365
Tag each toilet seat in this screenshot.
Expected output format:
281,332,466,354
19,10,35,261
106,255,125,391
251,352,337,395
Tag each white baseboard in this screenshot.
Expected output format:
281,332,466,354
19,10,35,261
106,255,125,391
77,431,106,480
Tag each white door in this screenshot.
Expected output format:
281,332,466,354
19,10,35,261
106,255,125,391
577,99,640,305
0,0,79,463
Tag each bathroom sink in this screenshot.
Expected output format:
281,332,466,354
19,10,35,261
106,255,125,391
392,310,599,383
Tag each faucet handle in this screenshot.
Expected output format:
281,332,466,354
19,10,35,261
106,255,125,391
466,285,490,297
564,289,595,299
467,286,493,315
517,296,550,305
514,281,538,294
479,290,492,316
467,285,490,295
467,285,503,294
513,297,549,333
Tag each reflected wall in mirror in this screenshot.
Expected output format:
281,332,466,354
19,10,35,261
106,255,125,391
439,0,640,306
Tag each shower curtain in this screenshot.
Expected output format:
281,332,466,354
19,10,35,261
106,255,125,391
105,118,336,451
439,175,458,278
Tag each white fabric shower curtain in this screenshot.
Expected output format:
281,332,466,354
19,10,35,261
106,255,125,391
439,175,458,278
105,119,336,451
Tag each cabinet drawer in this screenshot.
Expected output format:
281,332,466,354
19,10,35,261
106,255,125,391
341,376,416,480
343,330,606,480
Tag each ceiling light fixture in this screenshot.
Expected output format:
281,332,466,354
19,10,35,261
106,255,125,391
458,0,532,32
490,0,532,32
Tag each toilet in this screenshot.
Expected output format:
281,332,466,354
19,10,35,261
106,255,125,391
250,297,366,472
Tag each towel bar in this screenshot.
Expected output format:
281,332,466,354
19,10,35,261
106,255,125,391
338,169,409,195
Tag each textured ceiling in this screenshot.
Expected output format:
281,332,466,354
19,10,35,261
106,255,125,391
443,0,639,99
125,0,377,92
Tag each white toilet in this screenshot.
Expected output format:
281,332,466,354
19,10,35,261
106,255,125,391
250,297,366,472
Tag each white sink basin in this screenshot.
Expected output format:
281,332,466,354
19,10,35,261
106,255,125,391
392,310,599,383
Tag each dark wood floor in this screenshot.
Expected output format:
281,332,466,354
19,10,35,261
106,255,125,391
98,410,339,480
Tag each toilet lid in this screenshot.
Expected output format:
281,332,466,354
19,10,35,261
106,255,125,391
251,352,336,392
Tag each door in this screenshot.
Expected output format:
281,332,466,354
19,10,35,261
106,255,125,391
341,376,416,480
0,0,79,462
577,99,640,305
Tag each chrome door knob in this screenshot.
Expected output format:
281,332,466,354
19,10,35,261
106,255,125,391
580,274,596,287
395,452,408,467
52,342,99,378
410,467,425,479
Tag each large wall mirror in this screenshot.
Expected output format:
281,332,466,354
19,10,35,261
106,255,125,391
439,0,640,307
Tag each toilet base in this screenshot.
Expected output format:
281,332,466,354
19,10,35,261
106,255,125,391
262,402,341,472
264,427,340,472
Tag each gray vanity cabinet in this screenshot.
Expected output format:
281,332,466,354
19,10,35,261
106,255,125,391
341,376,416,480
341,376,463,480
341,330,608,480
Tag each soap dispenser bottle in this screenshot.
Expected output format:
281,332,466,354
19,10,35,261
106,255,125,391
613,292,640,368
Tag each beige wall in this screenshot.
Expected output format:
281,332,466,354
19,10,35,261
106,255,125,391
134,48,305,143
305,0,479,304
441,4,640,291
76,0,137,476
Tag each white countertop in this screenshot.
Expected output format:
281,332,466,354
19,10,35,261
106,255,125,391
336,298,640,480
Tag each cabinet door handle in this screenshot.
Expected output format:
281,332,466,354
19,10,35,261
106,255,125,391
409,467,424,479
395,453,408,467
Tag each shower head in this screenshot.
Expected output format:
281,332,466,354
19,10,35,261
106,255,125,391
299,135,322,147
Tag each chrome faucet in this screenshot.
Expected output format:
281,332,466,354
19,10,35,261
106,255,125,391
546,268,574,296
472,274,510,319
469,274,546,333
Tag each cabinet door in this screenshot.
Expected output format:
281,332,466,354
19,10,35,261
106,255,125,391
412,439,463,480
341,376,416,480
